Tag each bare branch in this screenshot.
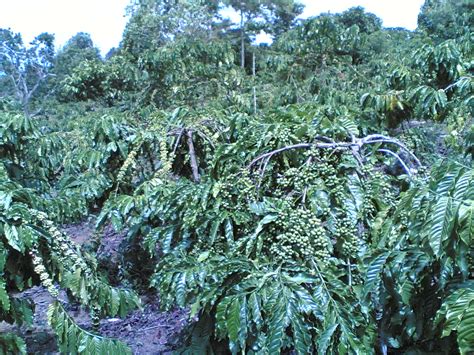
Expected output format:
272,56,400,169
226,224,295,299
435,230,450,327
247,134,422,183
377,149,412,177
195,129,216,149
361,135,422,167
172,128,185,155
247,142,354,169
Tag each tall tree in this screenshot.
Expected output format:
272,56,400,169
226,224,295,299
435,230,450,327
224,0,304,68
337,6,382,34
257,0,304,38
54,32,101,79
0,29,55,116
121,0,220,57
418,0,474,40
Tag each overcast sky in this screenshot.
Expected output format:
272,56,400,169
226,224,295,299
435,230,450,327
0,0,425,55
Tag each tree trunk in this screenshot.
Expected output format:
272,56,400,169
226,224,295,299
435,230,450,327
252,51,256,114
240,9,245,68
186,130,200,183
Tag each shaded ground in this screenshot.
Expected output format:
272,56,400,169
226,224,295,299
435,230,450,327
0,220,188,354
100,295,188,354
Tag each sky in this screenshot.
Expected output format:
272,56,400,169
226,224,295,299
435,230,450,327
0,0,425,55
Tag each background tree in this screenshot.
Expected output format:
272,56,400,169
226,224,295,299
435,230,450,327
0,29,55,116
53,32,101,80
121,0,220,58
267,0,305,38
337,6,382,34
418,0,474,40
223,0,304,68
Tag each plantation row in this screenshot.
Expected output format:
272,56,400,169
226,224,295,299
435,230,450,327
1,0,473,353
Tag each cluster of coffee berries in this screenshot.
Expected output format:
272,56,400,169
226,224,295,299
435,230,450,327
317,160,338,178
213,180,233,209
269,208,330,265
276,168,299,188
362,184,377,218
272,127,294,145
277,165,324,193
399,133,417,151
236,171,257,201
329,179,345,201
372,171,395,206
334,214,359,258
158,139,173,175
398,210,409,230
90,305,101,332
199,124,220,147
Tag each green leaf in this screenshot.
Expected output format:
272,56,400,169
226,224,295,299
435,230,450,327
227,297,241,344
246,214,278,255
110,210,123,231
317,324,338,355
399,279,414,305
292,312,312,354
197,251,210,262
225,218,234,246
337,117,359,136
162,227,174,254
454,169,473,201
459,203,474,245
458,310,474,354
209,219,221,245
249,293,263,330
176,273,187,307
0,280,10,311
4,224,23,252
238,296,248,348
430,196,453,257
249,202,267,215
363,251,389,298
0,333,27,354
267,296,287,354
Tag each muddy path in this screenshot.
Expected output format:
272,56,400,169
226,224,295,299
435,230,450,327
0,220,189,354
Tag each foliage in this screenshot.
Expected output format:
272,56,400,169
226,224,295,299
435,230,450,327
97,106,422,352
365,160,474,352
122,0,220,58
0,111,140,353
0,28,55,116
337,6,382,34
418,0,474,40
53,32,101,80
0,1,473,353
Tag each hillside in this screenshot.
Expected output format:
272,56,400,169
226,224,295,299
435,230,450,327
0,1,473,353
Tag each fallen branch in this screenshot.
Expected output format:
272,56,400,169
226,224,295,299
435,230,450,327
378,149,412,177
247,142,352,169
247,134,422,182
361,134,422,167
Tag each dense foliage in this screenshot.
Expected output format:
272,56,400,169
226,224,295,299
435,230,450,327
0,0,472,353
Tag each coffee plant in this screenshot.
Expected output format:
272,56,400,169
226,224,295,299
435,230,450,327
0,0,472,353
97,106,428,353
0,112,140,353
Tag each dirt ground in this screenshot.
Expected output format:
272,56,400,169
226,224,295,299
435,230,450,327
0,220,189,354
